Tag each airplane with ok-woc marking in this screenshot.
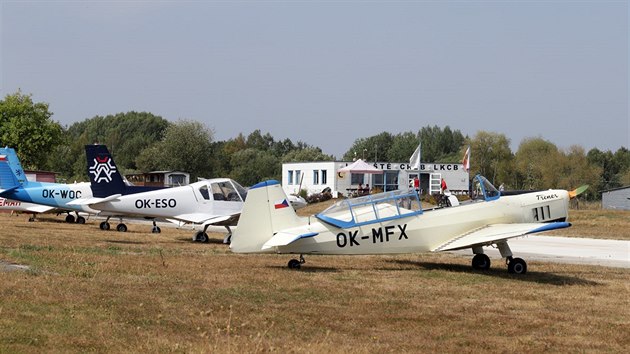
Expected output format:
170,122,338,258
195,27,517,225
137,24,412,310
70,145,246,242
0,148,96,224
229,175,574,274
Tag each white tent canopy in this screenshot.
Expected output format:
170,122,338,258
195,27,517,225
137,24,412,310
338,159,383,174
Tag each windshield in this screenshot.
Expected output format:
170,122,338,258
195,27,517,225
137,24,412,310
472,175,500,201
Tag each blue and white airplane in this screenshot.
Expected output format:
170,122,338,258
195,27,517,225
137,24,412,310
0,148,95,223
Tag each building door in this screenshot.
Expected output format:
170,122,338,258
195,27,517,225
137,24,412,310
429,173,442,195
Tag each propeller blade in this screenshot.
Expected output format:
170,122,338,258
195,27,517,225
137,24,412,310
569,185,589,199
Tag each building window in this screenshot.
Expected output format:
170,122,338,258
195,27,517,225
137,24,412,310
288,170,294,185
351,173,364,185
313,170,319,185
295,170,301,185
321,170,327,184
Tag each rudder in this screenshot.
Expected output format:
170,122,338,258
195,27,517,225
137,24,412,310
230,180,303,253
85,144,126,197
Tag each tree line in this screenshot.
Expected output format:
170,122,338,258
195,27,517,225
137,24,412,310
1,91,628,199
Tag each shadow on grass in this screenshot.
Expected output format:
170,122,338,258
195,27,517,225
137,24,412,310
105,240,149,245
387,259,600,286
267,265,341,273
174,237,227,244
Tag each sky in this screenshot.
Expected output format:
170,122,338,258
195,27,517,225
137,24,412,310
1,0,628,159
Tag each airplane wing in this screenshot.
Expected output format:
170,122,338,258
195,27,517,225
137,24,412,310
262,231,319,250
433,222,571,252
67,194,122,206
21,205,56,213
172,213,236,225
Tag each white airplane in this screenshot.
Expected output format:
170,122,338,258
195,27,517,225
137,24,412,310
72,145,246,242
230,175,573,274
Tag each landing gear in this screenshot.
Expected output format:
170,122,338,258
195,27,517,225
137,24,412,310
507,257,527,274
223,226,232,244
116,223,128,232
99,221,110,230
470,242,528,274
65,214,75,223
151,220,161,234
287,255,305,270
471,253,491,270
194,231,209,243
76,216,86,224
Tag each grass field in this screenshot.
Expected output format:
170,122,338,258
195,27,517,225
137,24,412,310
0,207,629,353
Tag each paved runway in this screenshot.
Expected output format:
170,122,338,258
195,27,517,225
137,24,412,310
453,235,630,268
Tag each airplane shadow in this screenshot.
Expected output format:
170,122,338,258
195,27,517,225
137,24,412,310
386,259,600,286
267,265,340,273
106,240,148,245
174,237,227,245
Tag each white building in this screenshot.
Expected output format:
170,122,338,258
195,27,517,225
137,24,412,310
282,161,469,198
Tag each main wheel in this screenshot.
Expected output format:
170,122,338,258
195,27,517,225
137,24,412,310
507,257,527,274
65,214,75,223
288,259,301,269
100,221,110,230
152,226,161,234
116,223,128,232
472,254,491,270
76,216,86,224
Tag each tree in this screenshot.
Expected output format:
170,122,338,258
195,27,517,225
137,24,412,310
136,120,214,180
418,125,466,162
468,131,512,185
229,148,280,186
343,132,394,161
282,147,333,163
0,91,63,170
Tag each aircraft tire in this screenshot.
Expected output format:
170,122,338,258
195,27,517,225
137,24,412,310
65,214,75,223
200,232,209,243
76,216,86,224
288,259,301,269
152,226,161,234
507,257,527,274
472,254,491,270
100,221,110,231
116,223,128,232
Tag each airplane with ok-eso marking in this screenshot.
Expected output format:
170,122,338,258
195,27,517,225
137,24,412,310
229,175,573,274
71,145,246,242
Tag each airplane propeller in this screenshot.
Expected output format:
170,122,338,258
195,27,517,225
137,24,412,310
568,185,589,199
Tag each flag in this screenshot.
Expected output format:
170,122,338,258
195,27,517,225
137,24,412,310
409,143,421,170
274,199,290,209
462,146,470,172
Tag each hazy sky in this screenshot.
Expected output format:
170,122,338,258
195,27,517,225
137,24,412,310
1,0,628,158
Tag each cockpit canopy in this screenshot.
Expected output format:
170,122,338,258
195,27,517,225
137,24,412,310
471,175,500,201
316,189,423,228
196,179,247,202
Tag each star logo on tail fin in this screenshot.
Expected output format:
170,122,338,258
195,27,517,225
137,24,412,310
89,156,117,183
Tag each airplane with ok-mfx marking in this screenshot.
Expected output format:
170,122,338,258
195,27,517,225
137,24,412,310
69,144,246,242
229,175,574,274
0,148,96,224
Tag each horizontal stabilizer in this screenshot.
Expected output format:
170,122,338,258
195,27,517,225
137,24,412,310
67,194,122,206
262,231,318,250
0,186,19,195
434,222,571,252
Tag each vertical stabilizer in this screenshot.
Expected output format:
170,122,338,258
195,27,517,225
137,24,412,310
85,145,126,197
0,147,28,191
230,180,303,253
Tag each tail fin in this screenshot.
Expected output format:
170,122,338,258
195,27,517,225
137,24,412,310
0,147,28,192
85,144,126,197
230,180,303,253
